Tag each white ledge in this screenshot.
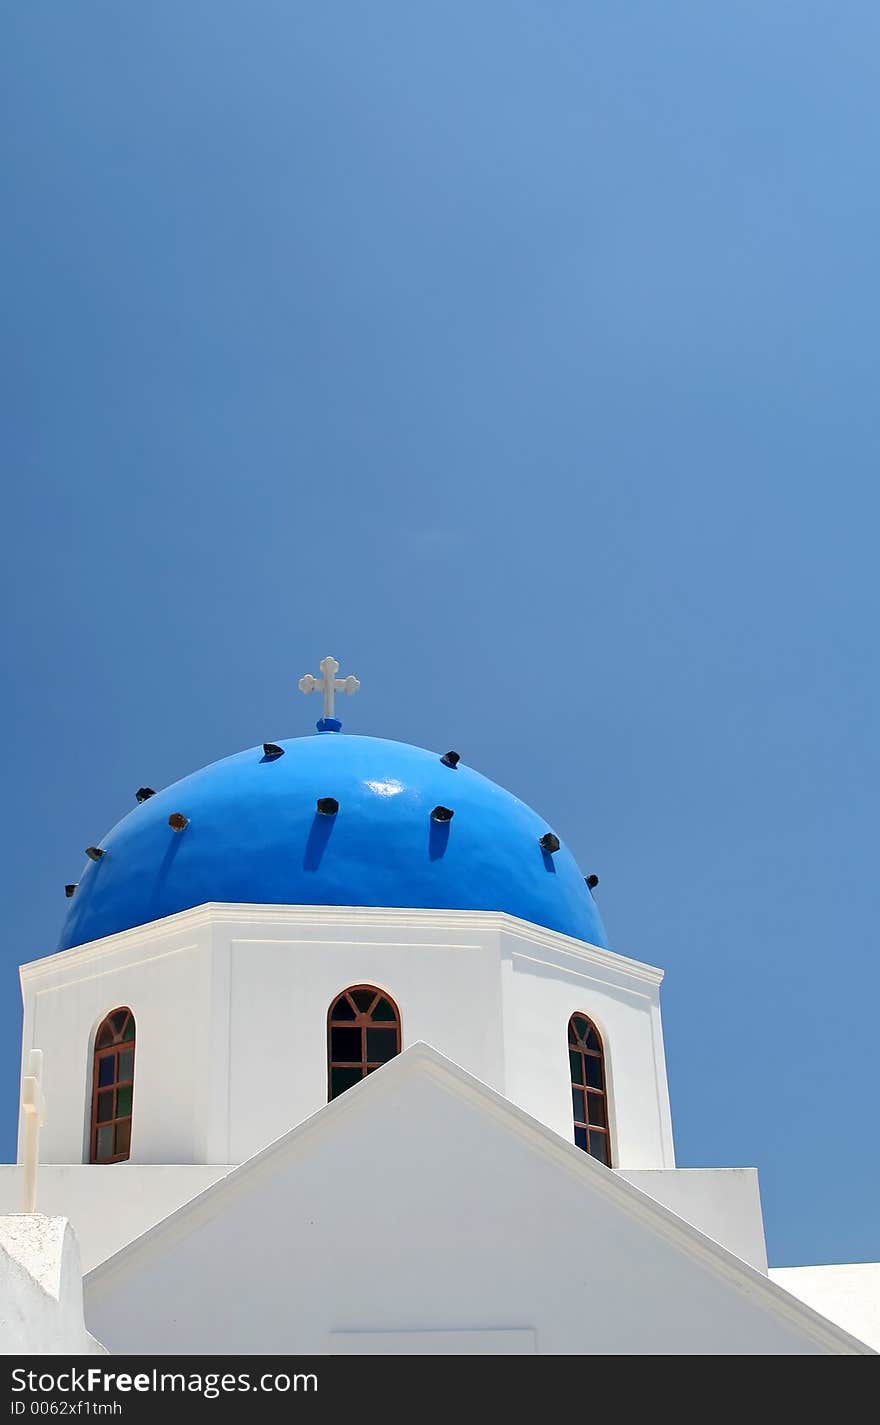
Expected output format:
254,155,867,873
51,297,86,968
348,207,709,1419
21,903,663,988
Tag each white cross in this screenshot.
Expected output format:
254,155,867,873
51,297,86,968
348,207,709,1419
298,655,360,721
21,1049,45,1214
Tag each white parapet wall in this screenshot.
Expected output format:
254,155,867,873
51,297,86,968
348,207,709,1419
0,1164,766,1277
769,1264,880,1353
0,1167,232,1273
617,1168,768,1272
0,1216,106,1355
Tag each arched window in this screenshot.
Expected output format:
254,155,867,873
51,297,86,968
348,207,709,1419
328,986,401,1100
568,1013,611,1165
89,1008,135,1164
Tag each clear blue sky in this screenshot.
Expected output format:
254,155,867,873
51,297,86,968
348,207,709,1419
1,3,878,1268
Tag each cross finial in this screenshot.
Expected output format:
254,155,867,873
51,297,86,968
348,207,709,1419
21,1049,45,1213
298,655,360,731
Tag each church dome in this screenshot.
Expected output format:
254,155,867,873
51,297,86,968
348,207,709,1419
58,730,607,951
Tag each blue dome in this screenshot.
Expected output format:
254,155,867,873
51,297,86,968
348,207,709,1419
58,733,606,951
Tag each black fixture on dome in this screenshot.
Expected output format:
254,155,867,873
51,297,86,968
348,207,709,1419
440,751,460,768
431,805,455,823
586,874,599,891
539,832,560,854
262,743,284,759
316,797,339,816
168,812,189,832
135,787,156,803
85,846,105,862
64,883,77,898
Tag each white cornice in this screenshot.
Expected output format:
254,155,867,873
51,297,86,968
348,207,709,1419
20,902,663,989
497,919,663,987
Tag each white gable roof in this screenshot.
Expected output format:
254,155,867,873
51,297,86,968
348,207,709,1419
85,1045,872,1355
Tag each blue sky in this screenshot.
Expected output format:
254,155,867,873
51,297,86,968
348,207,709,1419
1,3,878,1267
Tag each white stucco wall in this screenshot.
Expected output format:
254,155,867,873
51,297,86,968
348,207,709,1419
83,1049,867,1356
617,1169,767,1271
221,910,506,1163
0,1166,232,1273
0,1164,766,1276
18,914,215,1165
769,1264,880,1353
0,1216,105,1355
18,904,673,1172
499,922,674,1167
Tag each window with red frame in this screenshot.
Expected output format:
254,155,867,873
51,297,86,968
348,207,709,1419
568,1013,611,1165
89,1008,135,1163
327,986,401,1100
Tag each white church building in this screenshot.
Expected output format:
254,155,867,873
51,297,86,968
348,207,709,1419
1,658,876,1354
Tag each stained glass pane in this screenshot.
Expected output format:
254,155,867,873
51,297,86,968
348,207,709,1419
569,1049,583,1084
574,1126,587,1151
118,1050,134,1083
372,997,397,1022
588,1133,608,1166
585,1026,600,1051
330,1026,361,1062
115,1119,131,1157
330,1066,362,1099
350,989,376,1013
366,1028,397,1063
97,1090,113,1123
587,1092,606,1128
98,1055,115,1088
96,1024,114,1049
96,1125,114,1161
330,996,356,1021
584,1055,603,1091
116,1085,133,1118
570,1016,587,1043
110,1010,128,1035
572,1087,585,1123
122,1018,135,1042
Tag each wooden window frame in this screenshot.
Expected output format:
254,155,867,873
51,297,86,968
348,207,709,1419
327,984,401,1101
568,1012,612,1166
89,1007,135,1164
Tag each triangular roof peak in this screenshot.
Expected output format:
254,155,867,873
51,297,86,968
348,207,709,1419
85,1044,871,1354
